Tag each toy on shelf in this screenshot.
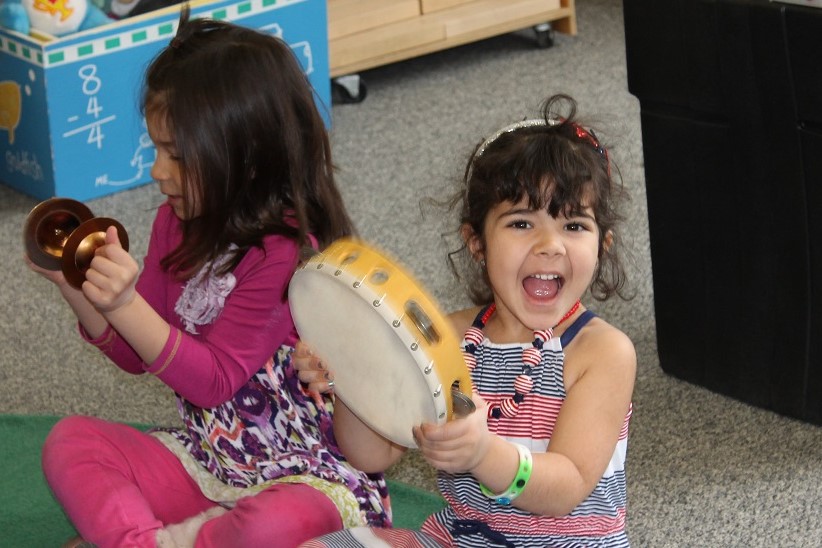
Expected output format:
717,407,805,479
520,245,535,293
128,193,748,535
0,0,114,37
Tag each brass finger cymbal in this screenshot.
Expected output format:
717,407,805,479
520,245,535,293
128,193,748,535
61,217,130,289
24,198,94,271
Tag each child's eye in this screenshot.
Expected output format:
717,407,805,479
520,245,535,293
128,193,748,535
565,221,589,232
162,147,180,161
508,220,531,229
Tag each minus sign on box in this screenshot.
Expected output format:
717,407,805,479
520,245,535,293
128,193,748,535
62,115,117,138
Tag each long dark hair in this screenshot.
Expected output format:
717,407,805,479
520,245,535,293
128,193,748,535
448,94,629,304
142,6,354,277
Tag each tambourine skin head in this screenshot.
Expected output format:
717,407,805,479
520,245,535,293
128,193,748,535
61,217,130,289
289,237,474,447
24,198,94,271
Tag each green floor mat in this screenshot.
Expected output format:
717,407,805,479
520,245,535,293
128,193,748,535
0,414,445,547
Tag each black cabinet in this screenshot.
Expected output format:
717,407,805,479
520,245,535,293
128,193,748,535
625,0,822,423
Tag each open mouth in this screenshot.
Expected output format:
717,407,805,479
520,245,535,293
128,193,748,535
523,273,562,299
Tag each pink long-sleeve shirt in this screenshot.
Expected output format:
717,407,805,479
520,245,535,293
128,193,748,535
79,205,391,526
84,203,300,408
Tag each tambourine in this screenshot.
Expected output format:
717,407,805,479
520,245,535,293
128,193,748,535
24,197,129,289
288,237,475,447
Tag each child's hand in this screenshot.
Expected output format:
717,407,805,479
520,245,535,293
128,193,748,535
82,226,139,314
24,254,72,288
413,393,490,474
292,341,335,394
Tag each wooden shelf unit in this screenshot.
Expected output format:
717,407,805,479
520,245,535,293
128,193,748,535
327,0,577,77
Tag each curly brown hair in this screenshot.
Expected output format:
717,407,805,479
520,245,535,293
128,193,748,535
447,94,629,305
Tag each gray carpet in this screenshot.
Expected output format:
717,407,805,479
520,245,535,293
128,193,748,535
2,1,821,546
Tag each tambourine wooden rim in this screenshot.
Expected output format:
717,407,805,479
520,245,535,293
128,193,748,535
24,198,94,271
61,217,130,289
289,237,474,447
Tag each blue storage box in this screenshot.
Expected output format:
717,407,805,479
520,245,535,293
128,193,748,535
0,0,330,201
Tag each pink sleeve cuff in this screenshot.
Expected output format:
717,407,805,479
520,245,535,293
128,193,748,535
78,323,118,352
145,327,183,377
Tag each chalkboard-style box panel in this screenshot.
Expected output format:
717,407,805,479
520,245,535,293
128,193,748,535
0,0,329,201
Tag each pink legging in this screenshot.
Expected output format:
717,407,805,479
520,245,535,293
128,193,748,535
42,416,343,547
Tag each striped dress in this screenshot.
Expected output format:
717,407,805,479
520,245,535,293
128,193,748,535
419,308,632,547
301,308,632,548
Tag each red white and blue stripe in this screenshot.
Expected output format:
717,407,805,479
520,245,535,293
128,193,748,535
419,309,632,547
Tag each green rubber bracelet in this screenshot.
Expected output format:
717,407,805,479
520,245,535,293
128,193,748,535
479,443,533,505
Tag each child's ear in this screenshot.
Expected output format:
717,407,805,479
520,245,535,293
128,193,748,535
460,223,484,262
600,229,614,256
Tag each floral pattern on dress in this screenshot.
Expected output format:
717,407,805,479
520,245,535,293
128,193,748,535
155,347,391,527
156,246,391,527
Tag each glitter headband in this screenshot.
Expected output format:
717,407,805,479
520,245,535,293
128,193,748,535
473,118,555,160
469,116,610,180
467,118,553,181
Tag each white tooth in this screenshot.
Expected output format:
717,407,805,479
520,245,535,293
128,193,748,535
532,274,558,280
